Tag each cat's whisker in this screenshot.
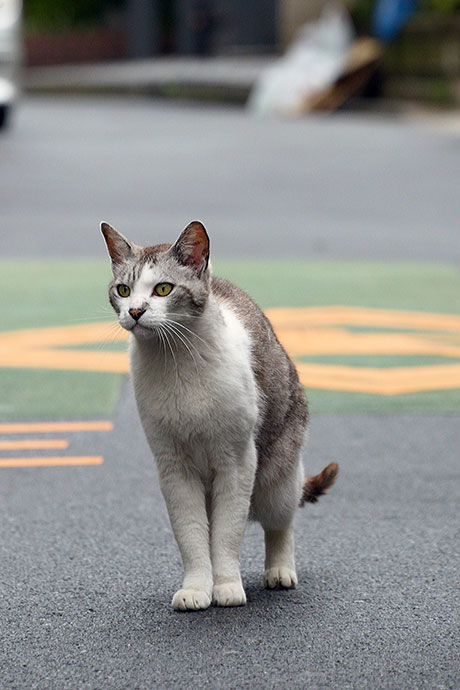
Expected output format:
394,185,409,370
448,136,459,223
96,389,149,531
164,322,201,375
66,316,116,323
161,328,169,375
161,323,178,383
168,328,200,368
156,324,168,376
164,320,204,361
164,322,191,357
67,304,115,321
93,321,127,352
165,319,212,350
102,321,124,336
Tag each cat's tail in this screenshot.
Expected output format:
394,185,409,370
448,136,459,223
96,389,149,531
300,462,339,506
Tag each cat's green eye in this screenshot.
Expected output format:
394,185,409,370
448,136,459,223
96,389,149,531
117,284,130,298
154,282,174,297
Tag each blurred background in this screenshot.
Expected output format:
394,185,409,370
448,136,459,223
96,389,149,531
16,0,460,103
0,1,458,113
1,0,458,256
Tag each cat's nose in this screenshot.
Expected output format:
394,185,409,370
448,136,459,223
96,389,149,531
129,308,146,321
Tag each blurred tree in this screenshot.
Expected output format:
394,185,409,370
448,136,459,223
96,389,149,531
24,0,123,32
427,0,460,11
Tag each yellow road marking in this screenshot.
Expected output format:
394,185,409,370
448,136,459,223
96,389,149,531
266,305,460,332
0,322,126,346
296,362,460,395
277,328,460,358
0,421,113,434
0,456,104,468
0,346,129,373
1,306,460,395
0,439,69,450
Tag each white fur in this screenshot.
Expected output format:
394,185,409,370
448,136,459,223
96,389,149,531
128,285,301,609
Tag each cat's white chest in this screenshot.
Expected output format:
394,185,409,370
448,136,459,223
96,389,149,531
129,304,259,454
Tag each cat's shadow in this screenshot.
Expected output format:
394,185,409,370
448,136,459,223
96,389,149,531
118,567,332,637
240,568,327,610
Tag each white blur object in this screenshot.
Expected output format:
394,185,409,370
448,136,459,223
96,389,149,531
247,2,354,117
0,0,22,129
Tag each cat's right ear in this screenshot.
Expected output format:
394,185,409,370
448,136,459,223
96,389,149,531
100,222,137,266
170,221,210,277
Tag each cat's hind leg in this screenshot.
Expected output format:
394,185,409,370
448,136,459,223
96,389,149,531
255,460,339,589
252,461,304,589
264,527,298,589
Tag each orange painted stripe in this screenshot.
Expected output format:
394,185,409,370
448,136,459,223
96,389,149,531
0,439,69,450
0,347,129,374
0,456,104,468
278,328,460,358
267,305,460,332
0,421,113,434
0,322,127,346
296,362,460,395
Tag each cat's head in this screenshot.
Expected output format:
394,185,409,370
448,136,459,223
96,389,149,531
101,220,210,340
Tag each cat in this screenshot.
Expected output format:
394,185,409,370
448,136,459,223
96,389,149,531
101,219,338,611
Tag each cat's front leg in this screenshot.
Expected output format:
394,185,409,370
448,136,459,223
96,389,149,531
210,440,257,607
158,463,213,611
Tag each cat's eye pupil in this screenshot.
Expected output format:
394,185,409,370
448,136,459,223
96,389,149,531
117,284,130,297
154,282,173,297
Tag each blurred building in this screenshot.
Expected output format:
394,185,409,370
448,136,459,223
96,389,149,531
24,1,460,106
25,0,331,65
124,0,327,58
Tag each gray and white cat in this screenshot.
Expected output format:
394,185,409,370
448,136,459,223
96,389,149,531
101,220,338,611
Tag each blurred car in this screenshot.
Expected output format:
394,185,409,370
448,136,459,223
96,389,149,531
0,0,21,129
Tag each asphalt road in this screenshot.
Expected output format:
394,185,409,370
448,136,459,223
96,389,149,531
0,96,459,263
1,97,459,689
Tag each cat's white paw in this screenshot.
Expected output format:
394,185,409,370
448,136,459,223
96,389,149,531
264,567,298,589
171,588,211,611
212,581,247,607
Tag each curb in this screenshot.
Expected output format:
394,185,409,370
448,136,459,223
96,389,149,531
21,57,272,104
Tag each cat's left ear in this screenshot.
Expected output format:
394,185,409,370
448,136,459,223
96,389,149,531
100,222,139,267
171,221,210,277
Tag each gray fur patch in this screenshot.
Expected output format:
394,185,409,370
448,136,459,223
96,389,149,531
210,276,308,476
